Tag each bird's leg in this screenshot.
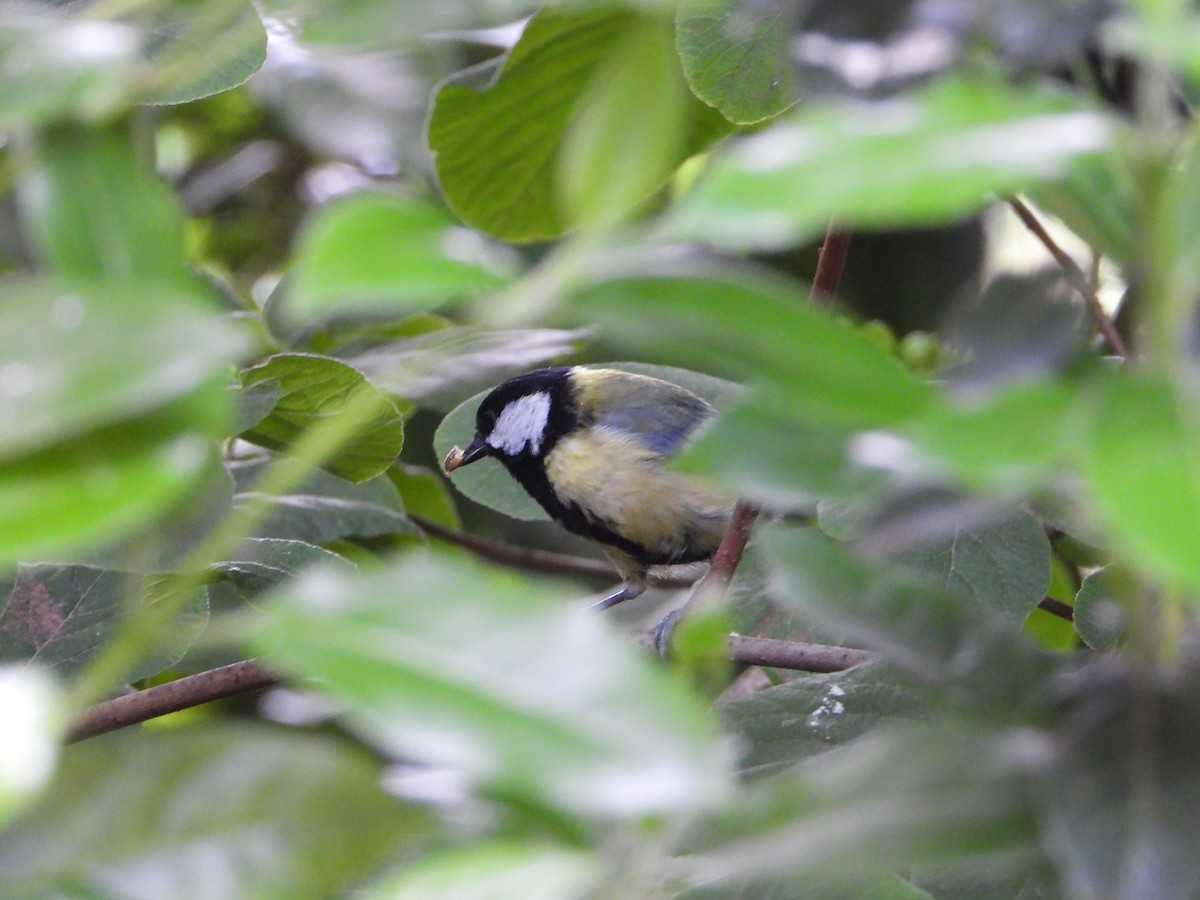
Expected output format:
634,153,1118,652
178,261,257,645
587,579,645,611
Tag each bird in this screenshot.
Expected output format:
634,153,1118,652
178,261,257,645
443,366,732,610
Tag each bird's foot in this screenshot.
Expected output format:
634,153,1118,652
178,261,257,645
652,609,681,659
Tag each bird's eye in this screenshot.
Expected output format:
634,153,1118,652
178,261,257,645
481,410,498,431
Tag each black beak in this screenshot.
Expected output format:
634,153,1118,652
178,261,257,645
443,435,491,473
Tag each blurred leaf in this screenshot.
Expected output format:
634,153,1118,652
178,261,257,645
1028,150,1137,264
0,10,136,125
254,550,732,818
892,511,1051,624
0,564,205,680
255,0,530,48
557,16,690,226
127,0,267,105
388,463,460,529
0,726,421,898
684,724,1040,888
343,326,586,412
720,662,930,776
762,525,1056,718
240,353,405,482
905,380,1075,493
211,537,355,600
435,362,739,522
371,841,598,900
230,457,416,544
0,667,61,829
1073,565,1132,651
1040,661,1200,900
429,7,728,241
0,277,245,459
21,123,186,281
285,193,512,327
0,412,223,568
1082,374,1200,595
574,270,934,426
233,378,281,434
676,0,802,124
669,74,1112,250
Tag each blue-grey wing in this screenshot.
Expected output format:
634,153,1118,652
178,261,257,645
573,369,715,457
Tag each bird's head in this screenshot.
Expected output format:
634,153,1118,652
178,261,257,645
444,367,577,471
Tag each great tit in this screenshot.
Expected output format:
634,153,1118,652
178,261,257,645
444,366,732,609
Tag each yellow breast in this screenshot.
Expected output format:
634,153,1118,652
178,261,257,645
543,427,731,559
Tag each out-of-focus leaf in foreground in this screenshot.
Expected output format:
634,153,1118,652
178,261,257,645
253,550,732,818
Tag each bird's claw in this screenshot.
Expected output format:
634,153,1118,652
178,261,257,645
653,610,680,659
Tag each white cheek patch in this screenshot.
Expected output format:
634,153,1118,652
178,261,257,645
486,391,552,455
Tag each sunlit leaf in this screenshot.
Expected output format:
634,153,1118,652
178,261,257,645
284,193,512,326
371,841,598,900
0,726,421,898
669,74,1112,250
676,0,801,124
388,463,460,529
429,7,728,241
21,123,187,281
254,550,732,818
0,11,135,125
1082,374,1200,595
240,353,405,483
0,278,246,459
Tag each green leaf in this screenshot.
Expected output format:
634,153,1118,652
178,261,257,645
685,724,1040,888
211,537,356,600
240,353,405,483
905,380,1075,493
0,277,246,459
573,271,935,427
428,7,727,241
285,193,511,326
0,726,422,898
1082,374,1200,594
230,457,417,545
557,16,691,226
1073,566,1132,651
669,74,1112,250
720,662,930,776
342,326,585,411
0,416,223,568
127,0,267,105
388,463,460,529
371,841,598,900
21,123,186,281
434,362,739,522
1040,663,1200,900
892,512,1051,624
0,11,136,126
676,0,801,124
0,564,205,680
762,525,1055,719
253,550,732,818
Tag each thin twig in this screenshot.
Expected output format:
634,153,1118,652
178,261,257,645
66,660,279,744
409,514,693,588
701,502,760,593
1007,196,1128,358
812,223,853,304
1039,596,1075,622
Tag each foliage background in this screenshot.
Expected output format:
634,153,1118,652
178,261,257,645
1,0,1199,896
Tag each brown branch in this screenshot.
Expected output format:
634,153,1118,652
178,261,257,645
1007,196,1128,358
728,634,870,672
1038,596,1075,621
701,502,760,593
812,222,853,304
409,514,693,588
66,660,279,744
